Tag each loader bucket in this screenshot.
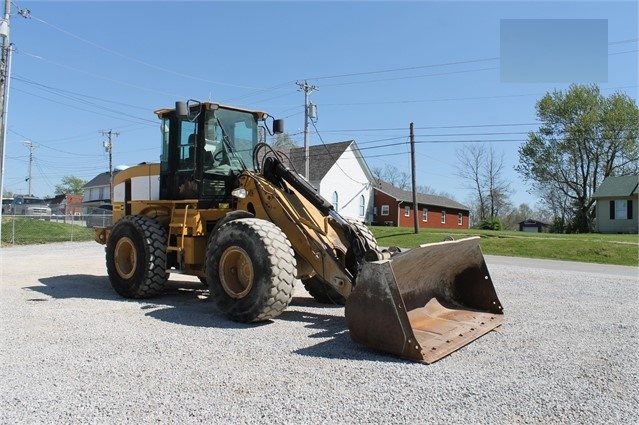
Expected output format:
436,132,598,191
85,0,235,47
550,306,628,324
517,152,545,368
345,237,504,364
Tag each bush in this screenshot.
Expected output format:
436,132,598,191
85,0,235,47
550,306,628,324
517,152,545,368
479,217,503,231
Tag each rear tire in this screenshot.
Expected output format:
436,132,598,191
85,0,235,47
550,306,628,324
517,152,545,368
206,218,295,323
301,276,346,306
347,219,379,252
106,215,168,298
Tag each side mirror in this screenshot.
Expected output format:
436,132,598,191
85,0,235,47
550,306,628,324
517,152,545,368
273,119,284,135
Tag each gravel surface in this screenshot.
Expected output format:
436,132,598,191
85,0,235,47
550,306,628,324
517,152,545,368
1,241,637,424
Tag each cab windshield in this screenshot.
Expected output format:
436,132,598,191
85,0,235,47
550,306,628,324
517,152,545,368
205,108,259,172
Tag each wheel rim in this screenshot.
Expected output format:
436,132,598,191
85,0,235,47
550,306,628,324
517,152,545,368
114,236,137,280
219,246,254,298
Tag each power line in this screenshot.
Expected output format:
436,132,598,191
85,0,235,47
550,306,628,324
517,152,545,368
27,13,276,92
320,67,500,88
309,119,369,186
10,85,156,126
308,57,500,80
307,39,637,82
12,74,151,111
321,122,541,133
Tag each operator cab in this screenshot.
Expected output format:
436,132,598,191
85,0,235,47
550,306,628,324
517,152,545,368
156,101,282,205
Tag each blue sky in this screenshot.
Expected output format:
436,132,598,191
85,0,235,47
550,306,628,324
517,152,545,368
2,0,637,210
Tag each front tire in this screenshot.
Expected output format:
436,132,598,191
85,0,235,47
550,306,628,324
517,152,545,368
106,215,168,298
206,218,296,323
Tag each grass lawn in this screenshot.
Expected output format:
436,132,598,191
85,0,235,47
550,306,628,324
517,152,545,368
371,226,639,267
1,217,96,245
2,217,637,267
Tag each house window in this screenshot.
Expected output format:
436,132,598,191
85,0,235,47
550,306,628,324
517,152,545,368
359,195,365,217
381,205,389,216
404,206,410,216
332,191,339,211
611,199,632,220
458,213,463,225
441,210,446,224
373,206,377,216
98,187,105,200
422,208,428,222
609,199,634,220
615,200,627,219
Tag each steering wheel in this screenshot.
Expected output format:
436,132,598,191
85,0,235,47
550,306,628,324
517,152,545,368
213,149,226,165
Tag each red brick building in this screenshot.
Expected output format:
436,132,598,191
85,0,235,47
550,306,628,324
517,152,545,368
46,193,84,217
372,181,470,229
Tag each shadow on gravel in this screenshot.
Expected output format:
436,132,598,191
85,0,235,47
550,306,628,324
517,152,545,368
279,302,409,364
33,274,246,330
294,336,407,364
289,295,345,309
35,274,120,301
32,274,407,363
278,306,347,338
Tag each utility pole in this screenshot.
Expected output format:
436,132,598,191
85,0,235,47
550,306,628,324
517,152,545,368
22,140,35,195
296,80,319,180
410,122,419,234
0,0,11,203
0,0,11,246
101,130,119,203
0,3,28,245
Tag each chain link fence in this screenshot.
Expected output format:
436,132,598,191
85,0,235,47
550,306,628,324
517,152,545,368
0,212,112,246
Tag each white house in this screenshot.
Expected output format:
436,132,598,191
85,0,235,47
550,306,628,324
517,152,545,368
287,141,374,224
82,171,112,203
592,175,638,234
82,166,129,204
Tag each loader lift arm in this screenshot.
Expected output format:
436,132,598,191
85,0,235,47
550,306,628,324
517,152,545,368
237,145,385,293
260,150,383,262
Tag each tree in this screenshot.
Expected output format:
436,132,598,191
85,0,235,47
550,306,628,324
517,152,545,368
455,144,511,222
456,144,486,220
484,146,511,218
371,164,410,190
532,182,571,233
55,176,87,195
272,133,298,150
371,166,383,186
501,203,535,230
516,84,639,233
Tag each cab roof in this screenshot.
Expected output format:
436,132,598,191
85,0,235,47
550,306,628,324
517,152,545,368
154,102,268,120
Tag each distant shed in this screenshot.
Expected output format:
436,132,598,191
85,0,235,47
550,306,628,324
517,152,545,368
519,219,549,233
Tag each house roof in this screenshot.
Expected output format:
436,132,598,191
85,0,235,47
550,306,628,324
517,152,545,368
374,180,469,211
288,141,354,181
83,171,112,189
592,175,639,198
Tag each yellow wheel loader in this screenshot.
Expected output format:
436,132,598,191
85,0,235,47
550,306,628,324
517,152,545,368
94,100,504,364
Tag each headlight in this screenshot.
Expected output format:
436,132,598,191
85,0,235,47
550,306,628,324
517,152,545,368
231,188,247,199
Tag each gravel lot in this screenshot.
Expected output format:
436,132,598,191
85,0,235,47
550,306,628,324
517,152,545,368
1,241,637,424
